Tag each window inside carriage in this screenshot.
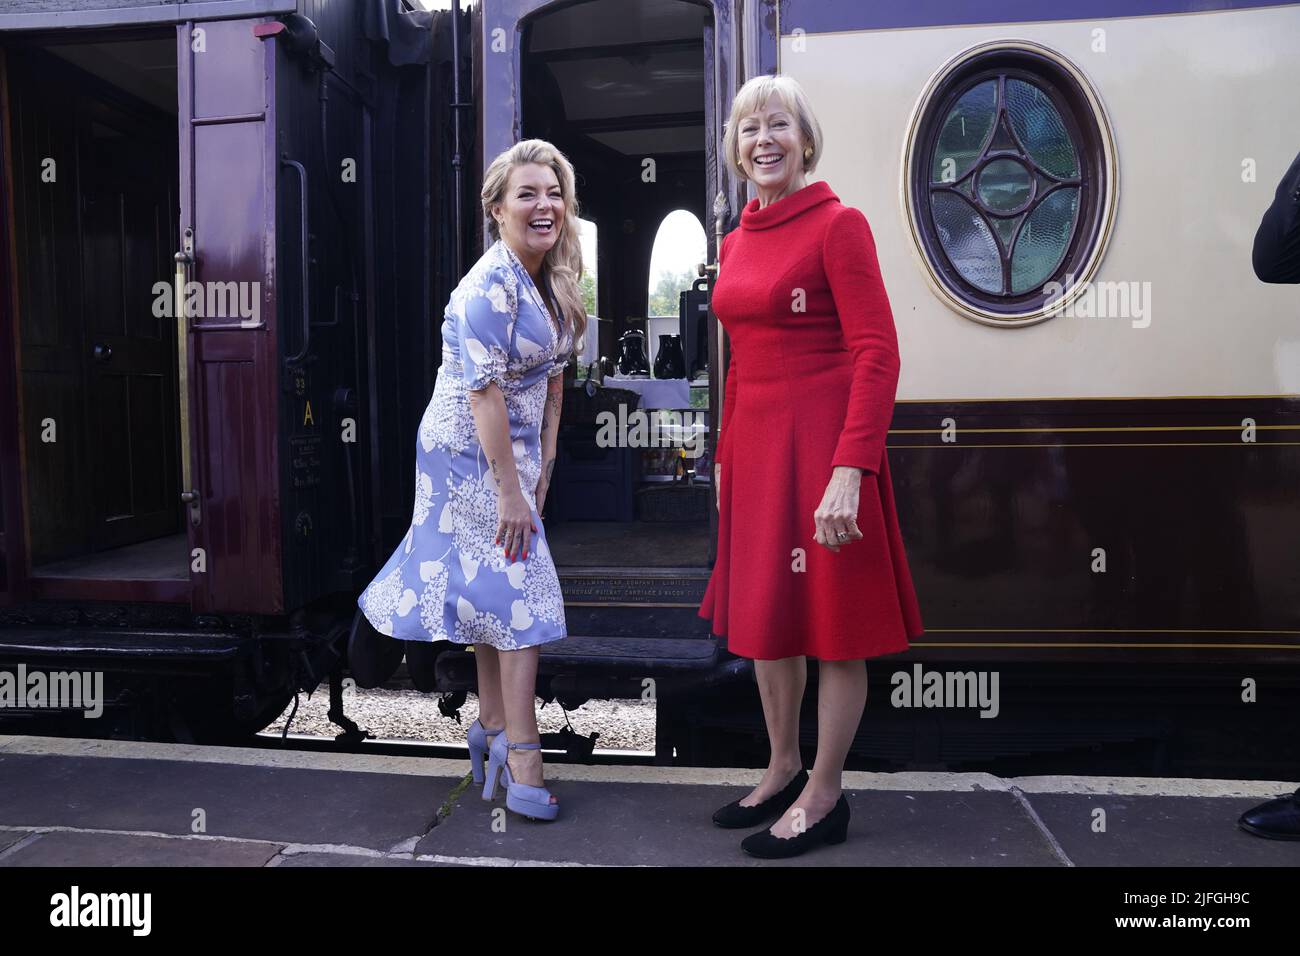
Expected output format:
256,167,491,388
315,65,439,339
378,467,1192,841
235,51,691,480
905,42,1116,324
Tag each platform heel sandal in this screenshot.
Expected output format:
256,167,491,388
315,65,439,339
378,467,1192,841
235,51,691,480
482,733,560,821
466,718,504,786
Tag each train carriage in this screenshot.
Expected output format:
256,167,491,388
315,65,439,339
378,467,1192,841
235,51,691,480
0,0,461,740
0,0,1297,777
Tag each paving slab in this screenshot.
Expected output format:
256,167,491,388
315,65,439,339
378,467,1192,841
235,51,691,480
2,739,1295,867
0,752,460,852
275,852,456,867
0,831,282,866
415,780,1060,866
0,830,33,855
1023,793,1300,867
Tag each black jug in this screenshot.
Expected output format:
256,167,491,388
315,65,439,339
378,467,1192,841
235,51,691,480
617,330,650,377
653,334,686,379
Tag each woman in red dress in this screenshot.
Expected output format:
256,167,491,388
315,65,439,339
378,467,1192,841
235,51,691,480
698,74,925,858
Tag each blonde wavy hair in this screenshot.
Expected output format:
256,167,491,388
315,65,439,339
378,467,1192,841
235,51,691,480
722,74,824,183
482,139,588,356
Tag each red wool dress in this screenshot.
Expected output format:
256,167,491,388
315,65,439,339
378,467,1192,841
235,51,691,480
698,180,924,661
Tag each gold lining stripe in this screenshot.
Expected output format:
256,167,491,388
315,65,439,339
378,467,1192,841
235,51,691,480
921,627,1300,634
889,425,1300,434
886,441,1300,448
896,394,1300,402
910,642,1300,649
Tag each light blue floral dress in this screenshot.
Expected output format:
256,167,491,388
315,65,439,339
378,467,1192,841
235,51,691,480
358,238,572,649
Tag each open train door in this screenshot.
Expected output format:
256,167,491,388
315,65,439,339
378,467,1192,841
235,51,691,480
176,18,283,615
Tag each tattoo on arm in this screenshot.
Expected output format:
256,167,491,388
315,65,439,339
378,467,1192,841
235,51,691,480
544,458,555,481
489,457,500,483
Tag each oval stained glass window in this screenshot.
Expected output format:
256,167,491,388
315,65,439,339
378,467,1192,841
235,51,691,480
905,42,1116,323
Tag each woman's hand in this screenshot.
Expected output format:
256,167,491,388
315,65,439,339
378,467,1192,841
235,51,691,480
713,462,721,509
496,486,537,561
814,466,864,552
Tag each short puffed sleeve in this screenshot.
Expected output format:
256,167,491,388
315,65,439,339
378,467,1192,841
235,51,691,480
454,264,516,391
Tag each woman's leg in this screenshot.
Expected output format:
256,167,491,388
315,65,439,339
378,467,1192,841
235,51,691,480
496,645,553,798
767,658,867,838
473,645,505,730
737,656,807,806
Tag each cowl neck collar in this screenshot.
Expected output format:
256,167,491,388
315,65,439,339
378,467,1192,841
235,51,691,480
739,180,838,231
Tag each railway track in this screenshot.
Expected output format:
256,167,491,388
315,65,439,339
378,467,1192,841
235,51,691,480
250,730,657,766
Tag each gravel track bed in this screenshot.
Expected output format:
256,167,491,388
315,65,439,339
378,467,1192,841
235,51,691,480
263,687,657,753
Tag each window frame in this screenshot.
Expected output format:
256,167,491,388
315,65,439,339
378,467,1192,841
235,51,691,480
902,40,1118,326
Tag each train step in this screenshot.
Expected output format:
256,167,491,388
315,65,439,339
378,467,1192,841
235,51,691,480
538,635,718,671
0,626,247,663
430,635,723,696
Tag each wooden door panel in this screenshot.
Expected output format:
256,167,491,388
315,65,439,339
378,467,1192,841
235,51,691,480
79,100,178,552
178,18,282,613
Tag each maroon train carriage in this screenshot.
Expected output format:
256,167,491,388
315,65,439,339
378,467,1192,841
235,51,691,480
0,0,1296,778
0,0,465,743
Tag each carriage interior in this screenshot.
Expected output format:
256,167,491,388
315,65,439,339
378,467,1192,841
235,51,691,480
519,0,717,571
4,31,188,597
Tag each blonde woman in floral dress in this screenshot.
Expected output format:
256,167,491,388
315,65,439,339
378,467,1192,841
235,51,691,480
359,140,587,821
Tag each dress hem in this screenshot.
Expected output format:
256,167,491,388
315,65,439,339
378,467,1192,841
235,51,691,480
697,607,919,661
359,604,567,653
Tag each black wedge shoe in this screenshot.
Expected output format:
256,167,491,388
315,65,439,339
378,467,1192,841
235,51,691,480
712,768,809,829
740,794,850,859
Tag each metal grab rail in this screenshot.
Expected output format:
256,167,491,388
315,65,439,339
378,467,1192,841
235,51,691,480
280,156,311,364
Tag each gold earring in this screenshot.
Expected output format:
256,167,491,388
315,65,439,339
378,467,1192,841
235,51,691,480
803,146,813,162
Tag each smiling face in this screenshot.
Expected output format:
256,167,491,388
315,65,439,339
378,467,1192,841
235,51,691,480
492,162,564,269
737,96,808,197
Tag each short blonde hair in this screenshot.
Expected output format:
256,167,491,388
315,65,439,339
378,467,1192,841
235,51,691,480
722,74,824,183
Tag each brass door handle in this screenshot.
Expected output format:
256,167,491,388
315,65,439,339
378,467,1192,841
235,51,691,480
175,226,201,526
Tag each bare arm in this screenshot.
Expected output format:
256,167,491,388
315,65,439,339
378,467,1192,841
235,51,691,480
537,374,563,513
468,383,534,561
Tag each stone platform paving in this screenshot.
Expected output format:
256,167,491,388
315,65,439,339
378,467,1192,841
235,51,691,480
1,735,1296,867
